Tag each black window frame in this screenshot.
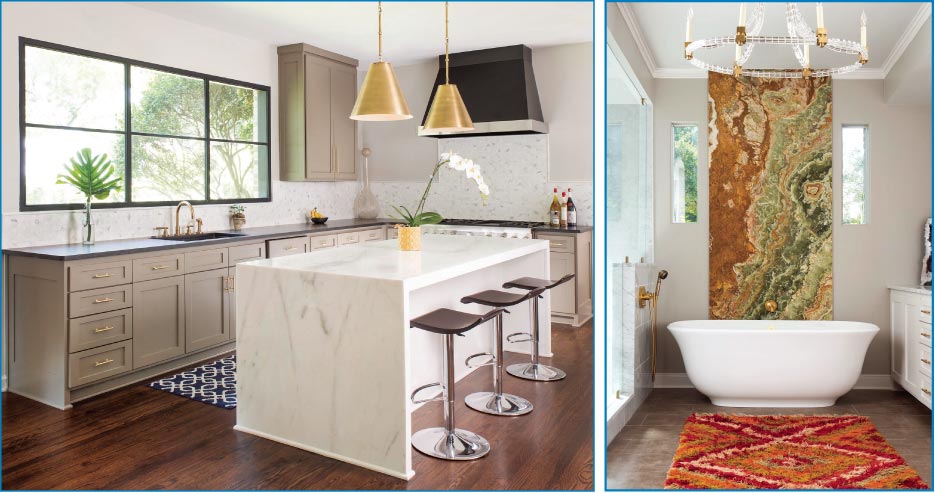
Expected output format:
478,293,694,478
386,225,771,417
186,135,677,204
18,37,272,212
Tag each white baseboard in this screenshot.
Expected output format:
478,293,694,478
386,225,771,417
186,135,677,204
2,375,7,392
653,373,897,391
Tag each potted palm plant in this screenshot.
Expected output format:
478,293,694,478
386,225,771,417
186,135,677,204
56,148,122,245
391,152,489,251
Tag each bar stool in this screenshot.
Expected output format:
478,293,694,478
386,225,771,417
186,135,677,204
409,306,505,461
459,287,547,416
501,274,575,382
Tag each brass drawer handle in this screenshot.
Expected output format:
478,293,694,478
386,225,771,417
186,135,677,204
923,310,931,315
922,387,931,396
92,273,113,279
922,332,931,339
284,246,298,251
151,265,170,271
94,358,114,367
550,242,563,247
93,297,114,304
923,358,932,365
93,325,115,333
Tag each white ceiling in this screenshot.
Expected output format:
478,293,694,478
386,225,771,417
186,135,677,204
131,2,593,67
621,2,931,78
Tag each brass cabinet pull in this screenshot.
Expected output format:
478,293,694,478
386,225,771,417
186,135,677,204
151,265,170,271
93,297,114,304
230,276,234,292
284,246,298,251
922,332,931,339
92,273,113,279
550,242,563,247
94,358,114,367
922,387,931,396
923,310,931,315
922,358,931,365
93,325,115,333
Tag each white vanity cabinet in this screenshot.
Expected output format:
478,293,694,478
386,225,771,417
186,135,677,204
890,285,933,409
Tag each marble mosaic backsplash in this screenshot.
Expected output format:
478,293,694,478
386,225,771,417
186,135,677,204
3,134,591,248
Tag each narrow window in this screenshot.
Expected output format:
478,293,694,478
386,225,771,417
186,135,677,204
671,124,699,223
842,125,870,225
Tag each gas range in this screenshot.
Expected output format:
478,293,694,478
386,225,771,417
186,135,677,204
422,218,545,239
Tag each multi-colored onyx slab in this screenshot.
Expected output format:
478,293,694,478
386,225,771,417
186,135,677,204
708,72,833,320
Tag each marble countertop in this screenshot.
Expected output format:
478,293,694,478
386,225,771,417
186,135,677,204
2,218,395,261
888,284,933,296
243,234,549,290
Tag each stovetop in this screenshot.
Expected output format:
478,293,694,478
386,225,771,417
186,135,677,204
439,218,546,229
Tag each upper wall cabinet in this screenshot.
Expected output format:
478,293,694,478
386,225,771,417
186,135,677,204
277,44,358,182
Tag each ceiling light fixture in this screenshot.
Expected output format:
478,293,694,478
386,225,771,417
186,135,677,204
351,1,412,121
422,1,474,133
683,3,869,79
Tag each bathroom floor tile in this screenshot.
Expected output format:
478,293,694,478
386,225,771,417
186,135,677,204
606,388,933,490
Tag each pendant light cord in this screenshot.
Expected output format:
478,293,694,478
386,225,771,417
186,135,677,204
378,1,383,62
444,1,450,84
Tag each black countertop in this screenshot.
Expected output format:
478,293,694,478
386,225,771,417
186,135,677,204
2,218,396,261
2,218,593,261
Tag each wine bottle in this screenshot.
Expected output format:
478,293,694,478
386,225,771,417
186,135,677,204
566,188,577,227
560,192,568,227
549,188,560,226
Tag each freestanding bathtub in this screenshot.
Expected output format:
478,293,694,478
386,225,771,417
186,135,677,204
668,320,879,407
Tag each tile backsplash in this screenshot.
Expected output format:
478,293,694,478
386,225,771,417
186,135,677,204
3,135,591,248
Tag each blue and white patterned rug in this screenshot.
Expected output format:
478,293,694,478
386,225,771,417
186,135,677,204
149,355,237,409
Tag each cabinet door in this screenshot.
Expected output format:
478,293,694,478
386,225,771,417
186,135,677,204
550,252,576,314
279,52,306,181
892,299,908,381
331,66,357,181
304,55,334,180
185,268,230,352
133,276,185,368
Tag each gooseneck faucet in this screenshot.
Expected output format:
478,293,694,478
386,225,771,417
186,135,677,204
175,201,195,236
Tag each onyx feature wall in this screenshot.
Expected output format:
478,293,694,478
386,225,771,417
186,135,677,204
708,72,834,321
653,78,931,377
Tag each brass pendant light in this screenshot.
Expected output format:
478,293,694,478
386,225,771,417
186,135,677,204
423,1,474,132
351,1,412,121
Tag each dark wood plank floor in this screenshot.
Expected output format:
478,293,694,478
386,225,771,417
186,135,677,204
3,321,593,490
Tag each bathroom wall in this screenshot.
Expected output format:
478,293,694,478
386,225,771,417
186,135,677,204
653,77,932,379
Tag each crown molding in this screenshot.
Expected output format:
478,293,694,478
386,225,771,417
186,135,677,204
881,3,932,77
640,3,931,80
616,2,658,77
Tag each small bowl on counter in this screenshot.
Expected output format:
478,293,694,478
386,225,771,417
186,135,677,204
308,216,329,225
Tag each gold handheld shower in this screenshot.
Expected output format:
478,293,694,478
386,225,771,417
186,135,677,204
638,270,668,382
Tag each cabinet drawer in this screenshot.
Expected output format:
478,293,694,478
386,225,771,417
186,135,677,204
229,243,266,265
919,318,932,347
361,228,385,242
69,308,133,353
387,227,399,239
186,248,228,274
268,237,309,258
920,379,933,408
921,344,933,376
538,234,575,253
134,254,185,282
68,340,133,388
921,307,932,325
69,285,133,318
310,234,337,250
69,260,132,292
337,231,361,246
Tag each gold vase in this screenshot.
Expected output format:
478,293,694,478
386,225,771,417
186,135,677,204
398,226,421,251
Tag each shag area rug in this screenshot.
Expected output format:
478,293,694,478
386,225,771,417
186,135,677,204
149,356,236,409
664,413,929,490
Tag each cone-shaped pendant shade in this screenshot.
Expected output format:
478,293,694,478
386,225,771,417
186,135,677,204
423,83,474,132
351,61,412,121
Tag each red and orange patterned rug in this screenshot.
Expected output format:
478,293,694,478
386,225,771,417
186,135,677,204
664,414,929,490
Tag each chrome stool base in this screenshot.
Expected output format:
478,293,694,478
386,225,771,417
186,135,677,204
411,427,491,461
507,362,567,381
464,391,533,416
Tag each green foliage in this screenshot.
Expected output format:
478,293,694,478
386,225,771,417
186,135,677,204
674,126,699,223
389,206,443,227
56,148,122,202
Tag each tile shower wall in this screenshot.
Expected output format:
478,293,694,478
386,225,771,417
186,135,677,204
3,134,591,248
373,134,593,224
607,261,655,441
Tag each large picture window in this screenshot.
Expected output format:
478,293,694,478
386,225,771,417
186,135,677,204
19,38,271,210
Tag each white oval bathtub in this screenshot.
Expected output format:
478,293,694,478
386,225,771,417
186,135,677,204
668,320,879,407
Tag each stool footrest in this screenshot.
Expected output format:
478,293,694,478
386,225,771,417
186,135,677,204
465,352,496,368
506,331,534,343
411,382,445,404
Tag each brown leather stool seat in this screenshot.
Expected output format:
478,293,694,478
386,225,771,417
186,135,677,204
410,307,504,335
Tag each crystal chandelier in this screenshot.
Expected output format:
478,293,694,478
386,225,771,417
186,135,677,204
684,3,869,79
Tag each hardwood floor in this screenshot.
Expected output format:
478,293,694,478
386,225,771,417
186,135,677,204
3,321,593,490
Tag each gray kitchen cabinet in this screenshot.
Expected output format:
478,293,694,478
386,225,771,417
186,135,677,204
133,276,185,368
277,43,359,182
549,252,576,314
185,268,230,353
534,231,593,327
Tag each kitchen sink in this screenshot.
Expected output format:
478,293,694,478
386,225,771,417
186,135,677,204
151,232,247,242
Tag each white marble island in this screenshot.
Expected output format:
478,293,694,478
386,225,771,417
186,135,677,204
234,235,551,479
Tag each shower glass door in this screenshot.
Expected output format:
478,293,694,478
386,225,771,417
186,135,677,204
606,39,652,412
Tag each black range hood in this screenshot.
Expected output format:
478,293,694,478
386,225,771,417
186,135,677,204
419,45,548,138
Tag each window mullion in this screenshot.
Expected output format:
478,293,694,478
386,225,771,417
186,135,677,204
124,63,132,204
204,79,211,202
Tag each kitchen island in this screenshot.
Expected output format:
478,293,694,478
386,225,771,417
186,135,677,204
234,235,551,479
